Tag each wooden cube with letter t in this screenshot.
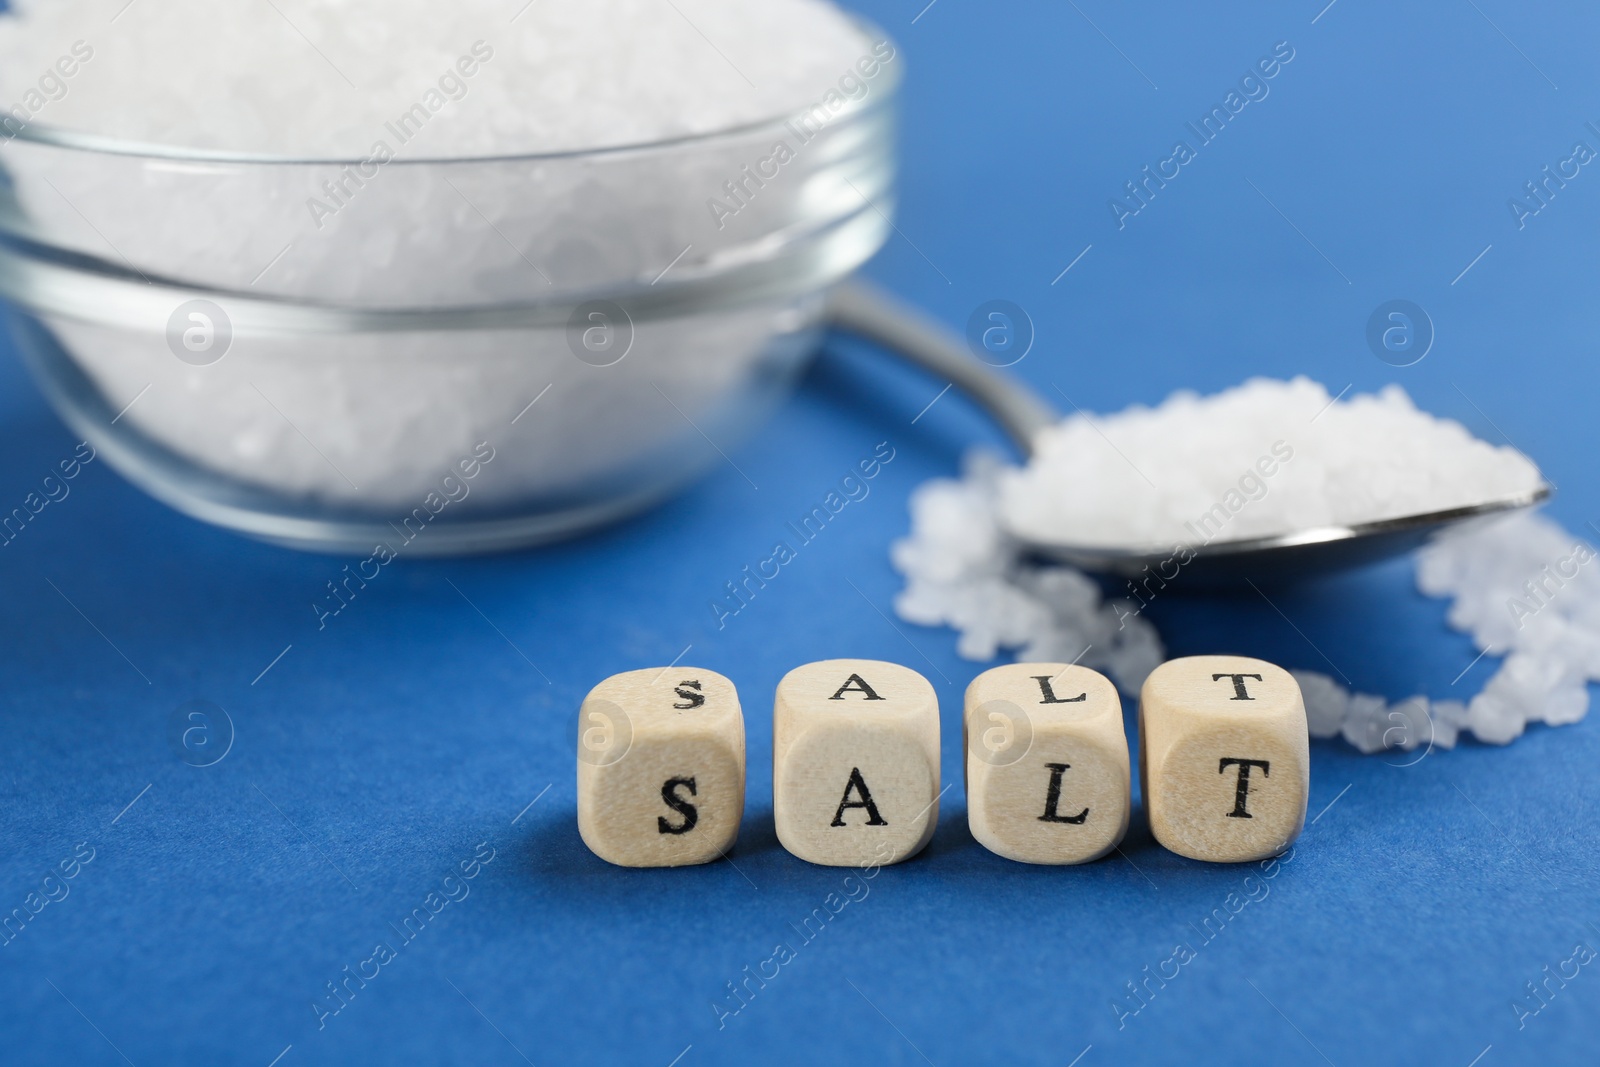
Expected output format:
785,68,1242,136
1139,655,1309,863
964,663,1130,864
773,659,940,867
577,668,745,867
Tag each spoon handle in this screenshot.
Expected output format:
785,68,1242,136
827,279,1057,458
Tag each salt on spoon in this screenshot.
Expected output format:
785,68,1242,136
830,280,1551,583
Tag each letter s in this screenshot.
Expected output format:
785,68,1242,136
1272,40,1296,62
657,777,699,834
1271,439,1293,461
71,40,94,61
471,40,494,61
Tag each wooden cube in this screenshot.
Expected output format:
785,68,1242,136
773,659,940,867
964,663,1130,864
1139,655,1309,863
577,667,744,867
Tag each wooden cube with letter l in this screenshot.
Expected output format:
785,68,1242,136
964,662,1130,864
1138,655,1309,863
773,659,940,867
577,668,745,867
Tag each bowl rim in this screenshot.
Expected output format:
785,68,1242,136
0,20,900,167
0,202,891,329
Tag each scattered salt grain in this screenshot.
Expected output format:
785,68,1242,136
1290,550,1600,753
893,379,1593,751
892,450,1165,696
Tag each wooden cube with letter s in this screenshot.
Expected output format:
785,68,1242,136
577,668,745,867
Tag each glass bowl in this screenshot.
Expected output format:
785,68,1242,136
0,43,899,554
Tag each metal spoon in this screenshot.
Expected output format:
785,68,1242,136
827,280,1552,583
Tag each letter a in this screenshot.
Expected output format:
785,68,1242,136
830,767,888,826
829,674,884,700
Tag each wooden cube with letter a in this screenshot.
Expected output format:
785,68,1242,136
773,659,940,867
964,663,1130,864
577,668,744,867
1139,655,1309,863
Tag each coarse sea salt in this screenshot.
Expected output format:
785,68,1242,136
1002,377,1542,550
0,0,881,305
893,449,1167,695
893,379,1591,751
1294,509,1598,752
0,0,870,157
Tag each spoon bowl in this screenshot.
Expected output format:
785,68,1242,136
1015,485,1553,584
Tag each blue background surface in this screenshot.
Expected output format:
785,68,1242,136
3,1,1600,1064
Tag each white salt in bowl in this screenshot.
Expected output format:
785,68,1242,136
0,52,898,553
